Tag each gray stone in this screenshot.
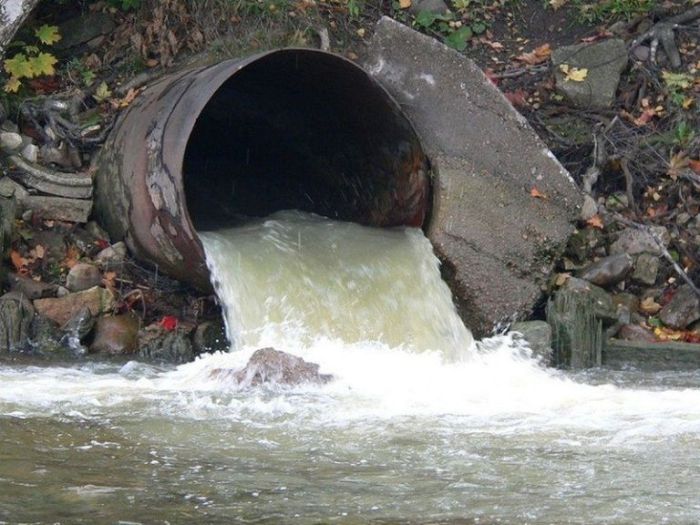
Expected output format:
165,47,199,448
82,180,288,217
4,272,58,299
659,285,700,329
21,195,92,223
580,194,598,221
39,143,81,169
409,0,450,15
617,323,657,343
55,11,116,50
366,18,581,336
20,143,38,162
138,327,195,364
210,348,333,387
0,292,34,353
66,263,102,292
0,131,22,151
510,321,552,364
632,253,659,286
95,241,127,265
577,253,633,287
609,226,669,256
551,39,628,109
0,0,42,57
565,277,617,323
565,229,600,262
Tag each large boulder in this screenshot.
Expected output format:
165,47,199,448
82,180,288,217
138,326,195,364
33,286,115,326
366,18,581,336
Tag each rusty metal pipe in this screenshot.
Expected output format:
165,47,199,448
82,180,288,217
95,49,429,291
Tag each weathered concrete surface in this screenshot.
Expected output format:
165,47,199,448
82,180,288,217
0,0,41,58
604,338,700,371
367,18,581,336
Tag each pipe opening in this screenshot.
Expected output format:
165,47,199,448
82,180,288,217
183,50,430,231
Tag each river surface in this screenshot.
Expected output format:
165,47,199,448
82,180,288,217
2,211,700,524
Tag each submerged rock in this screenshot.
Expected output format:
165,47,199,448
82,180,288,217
90,314,140,355
577,253,633,287
618,324,657,343
659,285,700,329
510,321,553,364
193,320,229,354
211,348,333,387
0,292,34,353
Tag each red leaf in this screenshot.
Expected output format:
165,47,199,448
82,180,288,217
160,315,179,331
689,159,700,174
504,89,528,107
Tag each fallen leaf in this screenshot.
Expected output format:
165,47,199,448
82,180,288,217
34,24,61,45
640,296,662,314
505,89,528,107
586,214,604,229
399,0,411,8
555,272,571,286
64,245,81,269
160,315,179,331
667,151,689,180
549,0,568,9
530,187,548,199
10,250,28,272
93,81,112,103
33,244,45,259
689,159,700,174
559,64,588,82
515,43,551,65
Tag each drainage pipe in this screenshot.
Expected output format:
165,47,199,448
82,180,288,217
95,49,430,291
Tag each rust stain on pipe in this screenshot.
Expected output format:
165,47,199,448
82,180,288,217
94,49,429,291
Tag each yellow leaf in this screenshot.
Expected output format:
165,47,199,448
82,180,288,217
29,52,58,77
549,0,568,9
559,64,588,82
399,0,411,7
640,296,661,314
34,24,61,45
94,81,113,103
3,77,21,93
4,53,33,79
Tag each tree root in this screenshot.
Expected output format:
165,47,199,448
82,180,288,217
631,5,700,68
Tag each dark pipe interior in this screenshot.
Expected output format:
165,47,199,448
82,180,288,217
183,50,430,231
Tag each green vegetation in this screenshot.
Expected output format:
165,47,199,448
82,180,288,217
3,25,61,93
569,0,655,24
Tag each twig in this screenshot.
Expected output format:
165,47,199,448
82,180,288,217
631,5,700,68
492,64,548,79
619,157,639,217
